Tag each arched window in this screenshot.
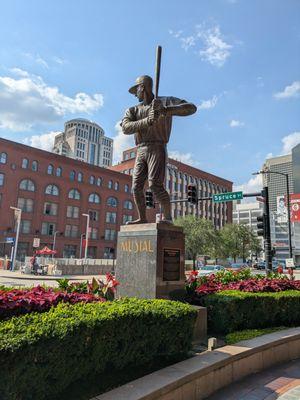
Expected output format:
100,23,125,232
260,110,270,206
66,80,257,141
0,152,7,164
45,184,59,196
107,196,118,207
19,179,35,192
96,177,102,186
56,167,62,177
70,170,76,181
22,158,29,169
88,193,100,204
108,180,113,189
77,172,83,183
47,164,54,175
68,189,81,200
32,161,38,172
114,182,119,191
89,175,95,185
124,200,133,210
124,184,130,193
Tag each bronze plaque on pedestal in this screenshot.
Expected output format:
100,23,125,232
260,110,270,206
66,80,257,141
163,248,180,281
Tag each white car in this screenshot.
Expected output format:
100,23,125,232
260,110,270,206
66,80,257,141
198,265,224,276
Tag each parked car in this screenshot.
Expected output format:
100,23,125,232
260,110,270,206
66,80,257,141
226,263,248,272
256,261,266,270
197,265,225,276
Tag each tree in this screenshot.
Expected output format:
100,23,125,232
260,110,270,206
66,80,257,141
174,215,216,269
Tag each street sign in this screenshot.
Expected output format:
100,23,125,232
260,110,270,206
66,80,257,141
213,191,243,203
286,258,295,268
33,238,40,248
5,237,15,244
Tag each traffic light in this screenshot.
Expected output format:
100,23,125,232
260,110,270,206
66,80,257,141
187,184,197,204
257,214,269,238
145,190,155,208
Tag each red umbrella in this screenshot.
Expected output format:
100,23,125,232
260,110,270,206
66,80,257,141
35,246,57,255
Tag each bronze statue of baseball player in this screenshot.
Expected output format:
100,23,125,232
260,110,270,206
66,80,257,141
121,69,196,224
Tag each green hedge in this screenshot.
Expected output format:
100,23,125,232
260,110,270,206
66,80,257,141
201,290,300,334
0,298,197,400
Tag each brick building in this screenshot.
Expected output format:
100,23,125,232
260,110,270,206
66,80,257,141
110,147,233,227
0,138,135,260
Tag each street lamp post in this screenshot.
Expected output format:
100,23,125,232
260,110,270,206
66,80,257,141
82,213,90,260
10,207,22,271
52,231,60,258
79,233,86,259
253,170,293,259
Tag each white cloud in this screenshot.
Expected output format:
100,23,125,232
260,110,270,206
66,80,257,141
230,119,244,127
168,150,200,167
23,131,60,151
234,173,263,194
0,70,104,131
196,25,232,67
112,121,135,164
281,132,300,154
221,143,232,149
53,56,66,65
169,24,232,67
274,81,300,99
198,95,218,110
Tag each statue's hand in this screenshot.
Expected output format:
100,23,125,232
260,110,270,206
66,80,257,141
147,108,159,125
151,99,167,118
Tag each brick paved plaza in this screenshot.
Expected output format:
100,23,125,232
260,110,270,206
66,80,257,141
207,359,300,400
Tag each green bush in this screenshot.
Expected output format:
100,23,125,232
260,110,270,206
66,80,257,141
225,327,286,344
0,298,197,400
201,290,300,334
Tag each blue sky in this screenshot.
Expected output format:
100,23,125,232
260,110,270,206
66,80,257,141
0,0,299,191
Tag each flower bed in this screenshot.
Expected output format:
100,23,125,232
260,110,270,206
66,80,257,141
0,285,105,320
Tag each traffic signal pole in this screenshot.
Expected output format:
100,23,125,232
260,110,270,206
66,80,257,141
263,186,272,273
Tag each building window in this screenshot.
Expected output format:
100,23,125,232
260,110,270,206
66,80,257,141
47,164,54,175
89,175,95,185
124,200,133,210
107,197,117,207
65,224,78,238
63,245,77,258
22,158,29,169
123,214,133,224
96,177,102,186
90,228,98,239
41,222,56,236
70,170,76,181
88,193,100,204
0,152,7,164
114,182,119,191
67,206,79,218
19,220,31,234
0,173,4,186
45,184,59,196
77,172,83,182
19,179,35,192
124,184,130,193
17,198,34,213
88,210,99,221
43,202,58,216
104,247,115,259
106,212,117,224
130,151,136,158
32,161,38,172
68,189,81,200
104,229,116,241
108,180,113,189
56,167,62,177
16,242,29,262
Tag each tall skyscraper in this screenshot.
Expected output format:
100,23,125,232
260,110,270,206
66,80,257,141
53,118,113,168
262,143,300,263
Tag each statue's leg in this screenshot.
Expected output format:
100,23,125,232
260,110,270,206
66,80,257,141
127,147,148,224
147,144,172,223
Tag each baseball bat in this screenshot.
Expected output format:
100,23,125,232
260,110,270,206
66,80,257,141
154,45,162,99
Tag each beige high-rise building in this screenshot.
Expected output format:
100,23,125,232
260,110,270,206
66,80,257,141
53,118,113,168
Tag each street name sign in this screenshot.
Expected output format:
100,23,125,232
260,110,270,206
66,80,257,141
5,237,15,244
213,191,243,203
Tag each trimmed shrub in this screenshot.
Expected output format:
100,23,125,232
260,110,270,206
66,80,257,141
201,290,300,334
0,298,197,400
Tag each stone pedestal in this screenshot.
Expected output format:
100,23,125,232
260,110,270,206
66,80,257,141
115,223,185,299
